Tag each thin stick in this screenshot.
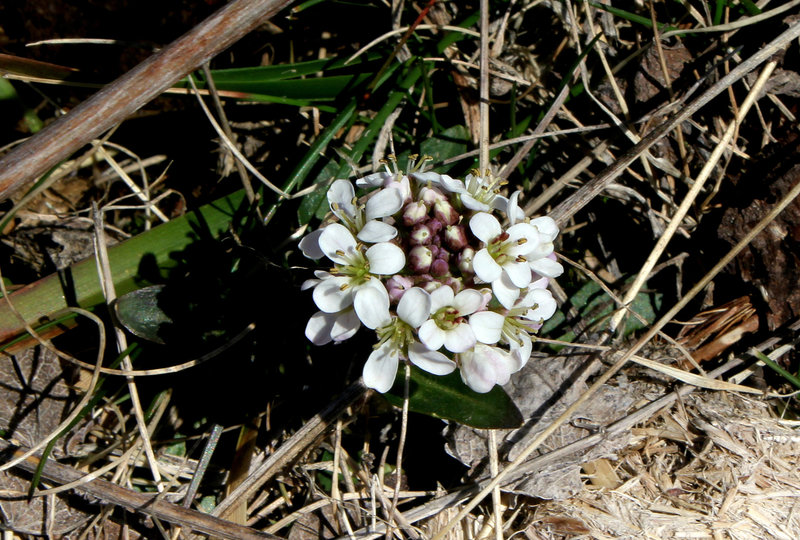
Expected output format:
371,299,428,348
549,19,800,226
2,443,279,540
430,157,800,540
608,60,777,334
0,0,293,202
211,380,367,519
488,430,502,540
478,0,490,172
92,203,163,491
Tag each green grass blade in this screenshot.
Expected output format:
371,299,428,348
0,190,248,344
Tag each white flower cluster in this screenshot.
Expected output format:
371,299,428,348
300,159,564,393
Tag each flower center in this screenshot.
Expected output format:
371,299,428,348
331,249,371,285
432,306,462,331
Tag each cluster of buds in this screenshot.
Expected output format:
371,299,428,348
299,157,564,393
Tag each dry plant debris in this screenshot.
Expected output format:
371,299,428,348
1,0,800,538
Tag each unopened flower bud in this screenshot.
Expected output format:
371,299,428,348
420,186,446,206
444,224,468,250
386,274,415,303
458,247,475,274
427,218,444,235
431,258,450,277
434,199,459,225
402,201,428,226
409,245,433,273
410,223,433,245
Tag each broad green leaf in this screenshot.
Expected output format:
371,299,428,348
383,366,523,429
114,285,173,344
420,125,469,173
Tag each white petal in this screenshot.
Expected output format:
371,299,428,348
362,341,399,393
473,249,502,283
470,311,505,344
365,242,405,274
365,187,404,220
328,180,356,220
525,288,557,321
397,287,431,328
469,212,501,243
492,272,521,309
526,241,554,260
503,191,524,224
429,285,455,312
452,289,483,316
305,311,335,345
318,223,357,264
357,171,391,189
354,286,391,329
461,193,491,212
301,278,320,291
529,257,564,278
508,333,532,372
331,310,361,342
443,323,476,353
419,319,445,351
478,344,515,385
408,342,456,375
312,276,352,312
299,228,325,260
506,223,540,256
530,216,559,243
503,261,533,288
459,348,496,393
357,220,397,243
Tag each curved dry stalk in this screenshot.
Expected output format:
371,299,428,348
0,0,293,203
608,60,778,334
186,74,289,199
659,0,800,40
345,25,481,65
0,307,105,474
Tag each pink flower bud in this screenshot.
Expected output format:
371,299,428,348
431,259,450,277
433,199,459,225
444,224,468,250
420,186,446,206
386,274,415,303
409,245,433,273
426,218,444,235
410,223,433,245
402,201,428,226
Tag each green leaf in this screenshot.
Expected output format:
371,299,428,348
420,125,469,173
0,190,248,344
540,279,662,348
383,366,523,429
113,285,173,344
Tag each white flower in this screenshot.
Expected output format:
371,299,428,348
327,179,404,243
470,283,557,369
459,344,517,393
309,223,403,315
356,286,456,392
469,212,542,308
418,285,483,353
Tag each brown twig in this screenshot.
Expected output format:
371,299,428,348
211,380,367,520
2,443,280,540
0,0,293,203
549,19,800,227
